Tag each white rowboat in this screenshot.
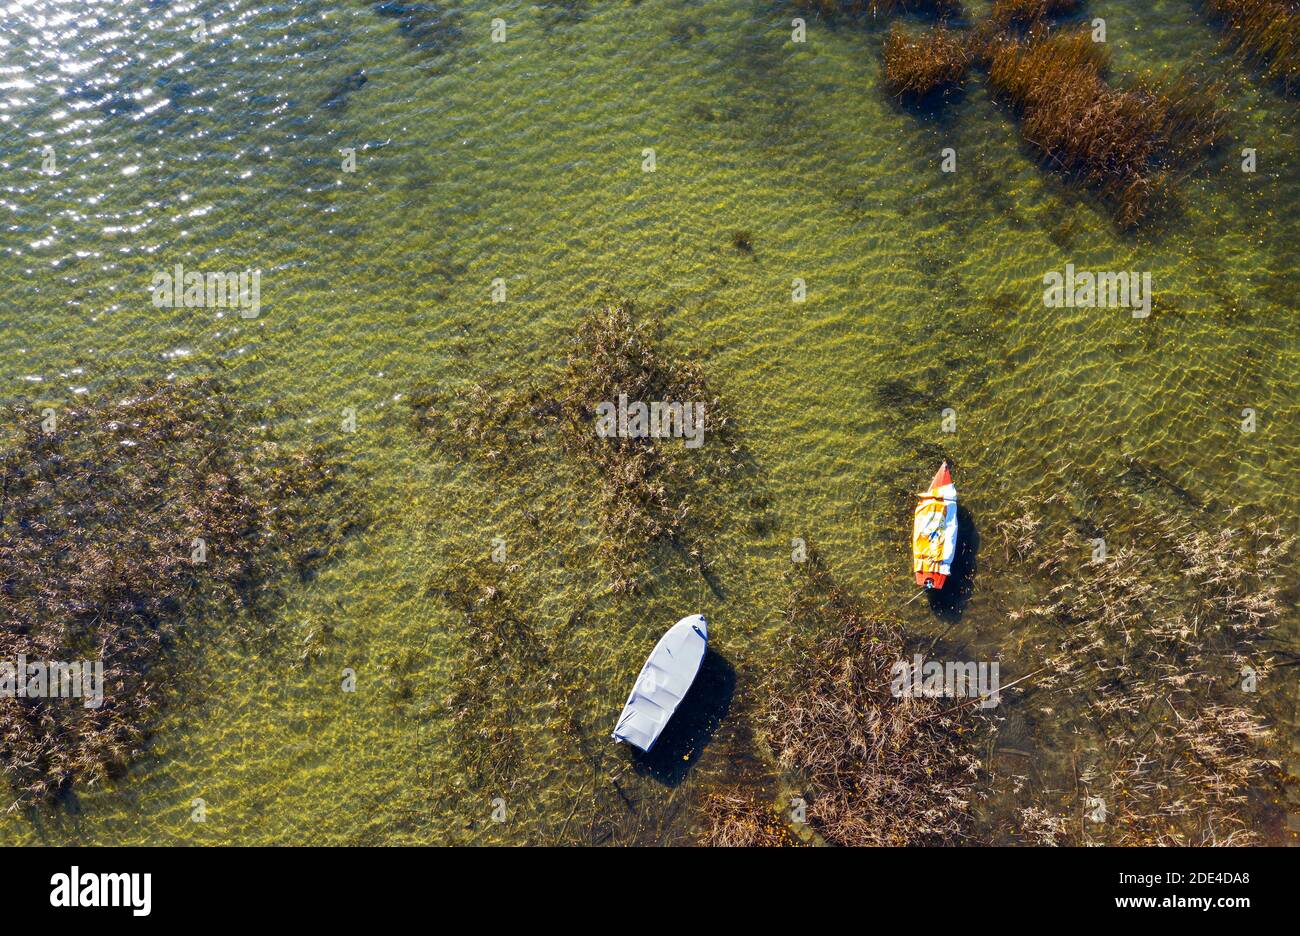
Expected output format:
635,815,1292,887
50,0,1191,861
611,615,709,752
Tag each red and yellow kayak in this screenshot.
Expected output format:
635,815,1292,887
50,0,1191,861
913,461,957,589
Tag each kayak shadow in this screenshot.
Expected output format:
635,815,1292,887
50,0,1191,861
629,649,735,787
927,505,979,622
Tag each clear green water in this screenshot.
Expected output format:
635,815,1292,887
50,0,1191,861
1,0,1296,844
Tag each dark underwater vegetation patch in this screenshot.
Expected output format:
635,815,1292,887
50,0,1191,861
866,9,1229,228
1201,0,1300,94
321,68,368,111
872,376,937,414
412,304,743,593
63,80,142,119
367,2,463,54
788,0,965,20
0,379,361,802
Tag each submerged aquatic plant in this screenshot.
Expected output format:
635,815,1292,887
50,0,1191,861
412,304,740,592
0,379,357,801
758,549,982,846
1202,0,1300,92
985,28,1227,226
882,22,973,98
869,7,1227,227
995,498,1290,845
429,563,638,842
431,562,553,794
990,0,1082,28
556,304,739,589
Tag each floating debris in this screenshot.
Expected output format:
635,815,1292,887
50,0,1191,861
729,229,754,253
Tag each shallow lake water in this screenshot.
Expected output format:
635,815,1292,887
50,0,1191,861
0,0,1296,844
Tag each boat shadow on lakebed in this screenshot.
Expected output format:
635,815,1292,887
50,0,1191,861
627,649,735,788
926,505,979,623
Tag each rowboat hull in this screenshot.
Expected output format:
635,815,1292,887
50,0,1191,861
612,615,709,752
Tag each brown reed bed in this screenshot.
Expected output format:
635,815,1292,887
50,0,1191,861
985,28,1227,226
882,22,973,98
754,548,982,846
0,379,358,802
873,11,1228,227
412,304,740,592
697,786,804,846
1202,0,1300,92
995,499,1290,845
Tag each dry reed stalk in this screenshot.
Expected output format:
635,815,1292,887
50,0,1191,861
697,787,804,846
